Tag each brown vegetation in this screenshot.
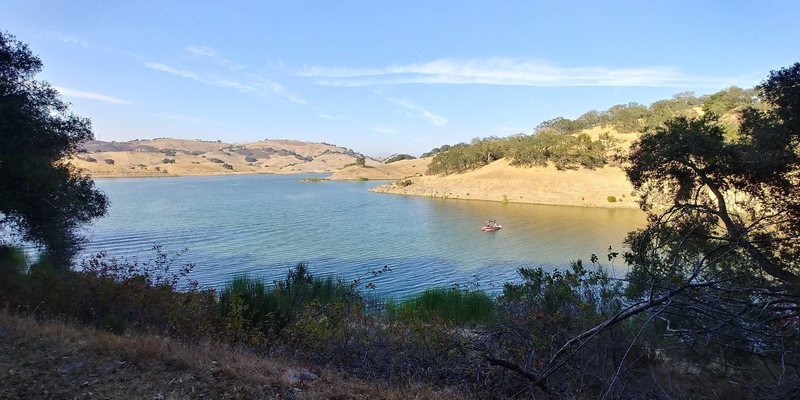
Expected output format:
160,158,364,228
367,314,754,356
0,311,463,399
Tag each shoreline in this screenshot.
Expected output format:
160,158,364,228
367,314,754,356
369,185,641,209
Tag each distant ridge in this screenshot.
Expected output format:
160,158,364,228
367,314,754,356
69,138,376,177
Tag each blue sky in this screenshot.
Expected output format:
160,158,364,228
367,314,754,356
2,1,798,156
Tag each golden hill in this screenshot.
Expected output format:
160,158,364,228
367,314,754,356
328,157,432,180
371,158,639,209
69,138,368,178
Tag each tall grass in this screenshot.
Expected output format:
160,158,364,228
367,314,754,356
387,288,496,325
218,263,354,333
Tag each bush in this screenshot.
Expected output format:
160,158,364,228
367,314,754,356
244,155,257,162
607,195,617,202
222,163,234,170
385,154,416,163
103,158,115,165
218,264,352,336
209,158,224,163
0,246,219,339
387,288,495,325
162,150,176,156
397,179,412,187
161,158,175,164
83,156,97,162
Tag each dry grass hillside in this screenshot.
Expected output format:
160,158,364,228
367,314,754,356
69,139,369,178
329,157,432,180
372,127,641,208
372,158,638,208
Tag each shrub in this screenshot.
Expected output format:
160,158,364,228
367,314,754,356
387,288,495,325
607,195,617,202
161,158,175,164
244,155,257,162
103,158,115,165
209,158,224,163
397,179,412,187
385,154,416,163
83,156,97,162
222,163,234,170
218,264,352,336
357,177,368,181
162,150,176,156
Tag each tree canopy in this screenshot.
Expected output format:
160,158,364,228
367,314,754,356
0,31,107,266
622,62,800,367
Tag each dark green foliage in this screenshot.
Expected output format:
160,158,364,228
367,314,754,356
620,62,800,382
161,158,175,164
354,156,366,167
509,132,606,170
83,156,97,163
396,179,412,187
387,287,495,324
103,158,115,165
702,86,754,116
244,155,257,162
222,163,233,170
427,132,609,175
420,144,450,158
218,264,351,335
0,31,107,266
208,158,224,163
759,62,800,135
484,262,639,395
0,246,219,339
384,153,415,163
607,195,617,203
161,149,176,156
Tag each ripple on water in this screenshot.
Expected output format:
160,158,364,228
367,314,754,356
81,175,646,297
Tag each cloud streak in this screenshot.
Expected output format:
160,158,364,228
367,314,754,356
145,57,306,104
367,126,398,134
55,86,131,105
299,58,751,88
385,96,447,126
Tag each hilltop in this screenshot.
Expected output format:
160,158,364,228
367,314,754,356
69,138,374,178
371,87,756,208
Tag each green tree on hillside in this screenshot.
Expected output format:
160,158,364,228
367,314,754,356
0,31,108,266
701,86,755,115
484,63,800,394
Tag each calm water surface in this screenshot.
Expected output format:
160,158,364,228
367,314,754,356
83,174,646,297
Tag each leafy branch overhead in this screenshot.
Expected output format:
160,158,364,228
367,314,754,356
0,31,107,265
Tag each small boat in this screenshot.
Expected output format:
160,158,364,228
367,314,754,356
481,220,502,232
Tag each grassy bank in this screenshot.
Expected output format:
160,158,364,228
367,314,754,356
0,246,786,399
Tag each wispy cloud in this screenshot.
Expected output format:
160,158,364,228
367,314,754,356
57,35,88,48
384,96,447,126
299,58,752,88
318,113,335,120
185,45,246,71
145,62,203,81
186,45,219,58
367,126,398,134
145,60,306,104
55,86,131,105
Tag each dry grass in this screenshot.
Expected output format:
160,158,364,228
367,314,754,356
372,158,639,209
329,157,432,181
0,311,465,399
67,138,367,178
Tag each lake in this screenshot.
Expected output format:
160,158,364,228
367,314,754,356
83,174,646,298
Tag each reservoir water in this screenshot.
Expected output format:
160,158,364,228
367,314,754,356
83,174,646,298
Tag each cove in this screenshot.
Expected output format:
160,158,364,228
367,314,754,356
83,174,646,298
